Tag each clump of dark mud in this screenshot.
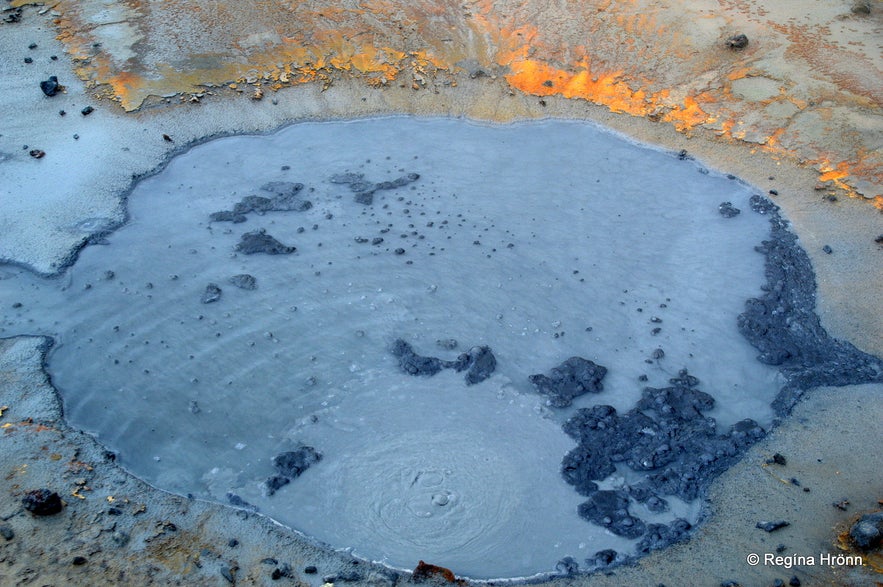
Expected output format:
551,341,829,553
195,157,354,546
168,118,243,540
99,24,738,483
235,229,296,255
529,356,607,408
210,182,312,223
228,274,257,290
561,368,763,540
265,446,323,497
391,339,496,385
739,196,883,416
559,195,883,573
330,172,420,205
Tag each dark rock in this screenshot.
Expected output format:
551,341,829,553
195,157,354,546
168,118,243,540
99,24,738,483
81,106,94,116
220,565,235,583
756,520,790,533
726,33,749,49
271,563,293,580
3,8,22,22
371,237,384,245
72,556,87,566
789,577,801,587
394,247,405,255
849,512,883,550
770,453,787,466
719,201,741,218
822,245,833,254
851,0,871,14
227,538,239,547
228,274,257,290
236,229,296,255
529,356,607,407
303,565,318,574
577,490,647,539
412,560,455,583
0,525,13,541
40,76,60,97
273,446,322,478
24,57,33,63
29,149,45,159
22,489,63,516
201,283,222,304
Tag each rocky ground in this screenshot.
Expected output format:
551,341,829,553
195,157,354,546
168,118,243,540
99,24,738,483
1,0,881,585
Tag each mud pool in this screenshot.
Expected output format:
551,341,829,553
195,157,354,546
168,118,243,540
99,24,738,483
0,117,818,578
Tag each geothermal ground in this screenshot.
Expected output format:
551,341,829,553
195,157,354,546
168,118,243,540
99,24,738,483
0,0,882,586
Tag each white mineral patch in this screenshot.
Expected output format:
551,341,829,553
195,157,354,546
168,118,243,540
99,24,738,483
0,117,781,579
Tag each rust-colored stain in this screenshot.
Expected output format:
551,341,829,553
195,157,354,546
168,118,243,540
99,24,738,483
20,0,883,200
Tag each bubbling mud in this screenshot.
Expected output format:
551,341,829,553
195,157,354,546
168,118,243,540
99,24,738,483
0,117,816,578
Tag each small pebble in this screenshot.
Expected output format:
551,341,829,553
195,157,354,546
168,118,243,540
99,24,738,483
822,245,832,254
768,453,787,466
756,520,790,532
0,525,14,541
40,76,60,96
22,488,63,516
81,106,94,116
725,33,749,49
220,565,235,583
72,556,87,566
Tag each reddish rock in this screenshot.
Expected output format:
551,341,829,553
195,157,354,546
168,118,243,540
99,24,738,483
412,560,456,583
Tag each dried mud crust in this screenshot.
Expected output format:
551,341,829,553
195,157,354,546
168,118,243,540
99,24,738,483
17,0,883,200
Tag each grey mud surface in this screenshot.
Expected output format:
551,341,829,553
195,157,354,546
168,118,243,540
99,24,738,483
1,3,882,586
